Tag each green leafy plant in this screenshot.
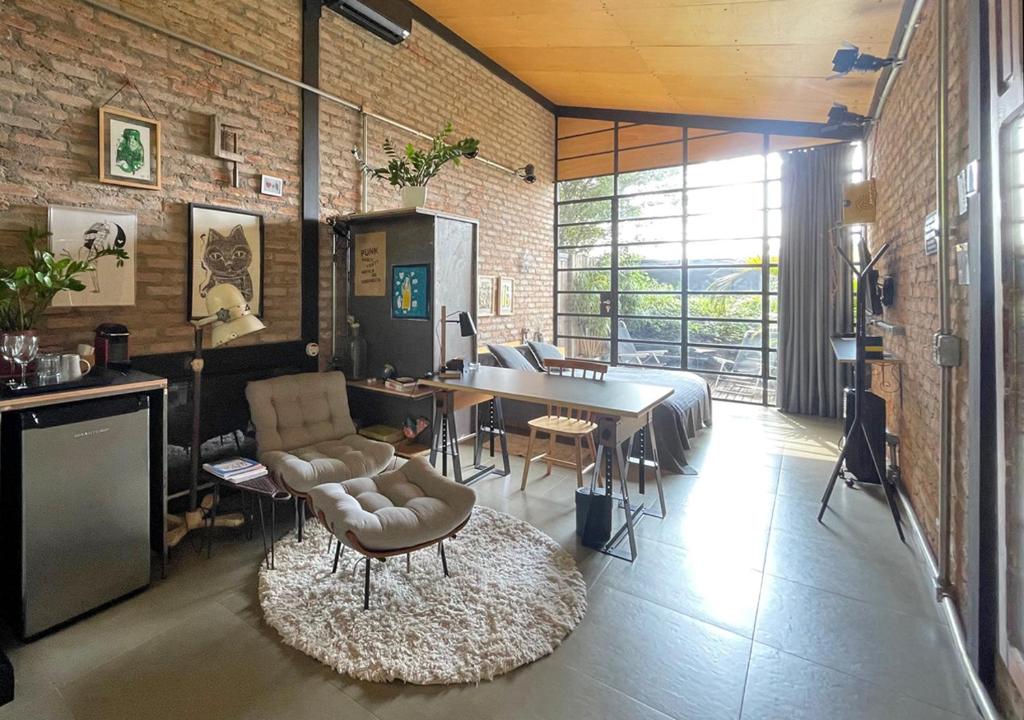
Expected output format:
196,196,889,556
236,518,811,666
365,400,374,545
356,121,480,188
0,226,129,332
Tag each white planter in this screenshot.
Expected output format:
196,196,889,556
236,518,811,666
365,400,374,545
401,185,427,208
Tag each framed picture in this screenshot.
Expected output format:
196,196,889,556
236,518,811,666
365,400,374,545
498,276,514,315
48,205,136,307
260,174,284,197
477,275,494,317
99,106,161,190
392,264,430,320
188,204,264,320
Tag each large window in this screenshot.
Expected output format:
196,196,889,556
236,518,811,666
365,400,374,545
555,122,786,404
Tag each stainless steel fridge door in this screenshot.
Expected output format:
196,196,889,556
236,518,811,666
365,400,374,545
21,406,150,636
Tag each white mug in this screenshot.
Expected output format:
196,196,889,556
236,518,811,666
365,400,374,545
60,353,91,381
77,343,94,357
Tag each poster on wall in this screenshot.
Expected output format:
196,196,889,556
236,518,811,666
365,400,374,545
477,275,494,317
49,205,137,307
188,204,264,320
354,232,386,296
99,106,161,190
392,264,430,320
498,276,515,316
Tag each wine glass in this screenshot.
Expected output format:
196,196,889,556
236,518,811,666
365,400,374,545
2,334,38,389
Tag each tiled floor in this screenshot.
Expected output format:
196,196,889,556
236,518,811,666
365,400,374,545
1,403,977,719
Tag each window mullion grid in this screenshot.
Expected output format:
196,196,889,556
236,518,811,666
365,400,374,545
611,121,620,365
761,134,771,405
682,126,689,370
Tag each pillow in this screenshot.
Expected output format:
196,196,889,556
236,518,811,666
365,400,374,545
527,340,564,368
486,343,539,372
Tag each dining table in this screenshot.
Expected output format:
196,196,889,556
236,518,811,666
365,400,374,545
419,366,675,561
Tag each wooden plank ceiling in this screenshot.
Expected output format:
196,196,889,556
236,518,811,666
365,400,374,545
411,0,904,124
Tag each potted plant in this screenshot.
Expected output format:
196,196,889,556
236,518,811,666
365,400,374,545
0,226,128,375
356,121,479,208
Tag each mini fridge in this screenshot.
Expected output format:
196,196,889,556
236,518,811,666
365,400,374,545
1,394,151,638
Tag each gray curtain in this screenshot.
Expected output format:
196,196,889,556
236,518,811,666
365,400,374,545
777,144,850,417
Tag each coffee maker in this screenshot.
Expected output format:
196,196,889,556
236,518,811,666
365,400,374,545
95,323,131,369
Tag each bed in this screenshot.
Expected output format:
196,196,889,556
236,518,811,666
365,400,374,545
481,344,712,474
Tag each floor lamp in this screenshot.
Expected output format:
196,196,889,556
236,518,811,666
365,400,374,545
166,284,266,549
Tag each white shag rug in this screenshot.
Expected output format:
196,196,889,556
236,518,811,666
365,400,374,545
258,505,587,685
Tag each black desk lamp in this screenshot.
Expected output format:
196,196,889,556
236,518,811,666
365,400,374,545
438,304,476,373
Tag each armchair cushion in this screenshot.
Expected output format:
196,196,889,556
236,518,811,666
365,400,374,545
308,457,476,552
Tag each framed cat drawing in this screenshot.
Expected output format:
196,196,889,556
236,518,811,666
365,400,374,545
187,204,264,321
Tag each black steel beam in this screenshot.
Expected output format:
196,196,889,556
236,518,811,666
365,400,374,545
301,0,321,349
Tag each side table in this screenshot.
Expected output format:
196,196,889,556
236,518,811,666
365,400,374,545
204,472,291,569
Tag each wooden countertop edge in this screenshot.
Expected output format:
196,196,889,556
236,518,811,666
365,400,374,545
0,377,167,412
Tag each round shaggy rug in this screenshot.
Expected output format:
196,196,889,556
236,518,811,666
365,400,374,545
258,505,587,685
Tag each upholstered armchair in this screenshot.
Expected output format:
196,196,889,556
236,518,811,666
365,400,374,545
245,371,396,538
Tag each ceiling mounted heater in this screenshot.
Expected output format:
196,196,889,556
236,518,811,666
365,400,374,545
324,0,411,44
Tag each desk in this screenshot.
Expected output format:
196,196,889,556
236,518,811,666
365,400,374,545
420,366,674,561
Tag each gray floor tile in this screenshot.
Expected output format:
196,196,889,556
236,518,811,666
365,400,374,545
557,584,751,720
741,642,964,720
754,575,974,716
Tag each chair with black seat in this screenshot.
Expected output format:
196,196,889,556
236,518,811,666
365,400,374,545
520,358,607,490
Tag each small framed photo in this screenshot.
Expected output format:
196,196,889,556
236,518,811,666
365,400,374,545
188,204,264,320
392,264,430,320
99,106,160,190
49,205,136,307
477,275,494,317
498,276,514,315
260,174,284,197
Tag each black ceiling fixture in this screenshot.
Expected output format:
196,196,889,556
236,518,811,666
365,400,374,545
829,43,897,79
515,164,536,183
823,103,872,136
323,0,411,45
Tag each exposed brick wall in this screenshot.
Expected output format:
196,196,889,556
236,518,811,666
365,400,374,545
0,0,554,360
866,0,972,606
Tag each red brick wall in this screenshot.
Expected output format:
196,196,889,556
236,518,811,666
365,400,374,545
0,0,554,358
866,0,971,600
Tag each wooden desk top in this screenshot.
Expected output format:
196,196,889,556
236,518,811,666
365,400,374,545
0,370,166,413
346,378,434,400
419,366,674,419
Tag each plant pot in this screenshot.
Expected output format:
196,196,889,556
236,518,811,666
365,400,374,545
0,329,38,380
401,186,427,208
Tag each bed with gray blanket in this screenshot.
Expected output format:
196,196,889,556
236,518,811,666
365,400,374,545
482,343,712,474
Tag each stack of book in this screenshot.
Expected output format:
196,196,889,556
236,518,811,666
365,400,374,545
202,457,267,483
384,376,418,392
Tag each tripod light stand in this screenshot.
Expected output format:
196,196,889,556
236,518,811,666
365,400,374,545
166,284,266,549
817,238,904,542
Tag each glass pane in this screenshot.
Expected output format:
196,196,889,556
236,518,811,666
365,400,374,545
767,153,782,180
769,323,778,349
558,199,611,224
768,237,780,262
767,208,781,235
688,320,762,345
563,338,609,362
769,350,777,377
769,295,778,321
558,222,611,247
618,191,682,219
558,269,610,292
767,379,777,405
688,266,762,292
558,246,611,270
688,293,763,320
619,342,681,368
618,293,681,317
557,293,601,315
687,347,762,375
688,211,764,241
619,243,683,266
558,315,610,339
687,153,765,188
557,175,613,201
769,265,779,291
620,217,682,244
697,372,763,403
620,317,681,343
619,268,681,291
767,180,781,209
687,183,763,214
687,239,763,265
618,166,684,195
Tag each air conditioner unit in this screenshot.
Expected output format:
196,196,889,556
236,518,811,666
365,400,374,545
325,0,411,45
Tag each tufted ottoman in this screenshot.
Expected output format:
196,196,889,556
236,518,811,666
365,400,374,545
307,457,476,609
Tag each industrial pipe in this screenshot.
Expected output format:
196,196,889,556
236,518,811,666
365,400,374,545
873,0,927,120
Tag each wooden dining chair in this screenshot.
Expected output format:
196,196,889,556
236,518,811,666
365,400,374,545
520,358,608,490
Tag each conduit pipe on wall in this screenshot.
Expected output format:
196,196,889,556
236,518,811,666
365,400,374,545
873,0,927,120
78,0,521,177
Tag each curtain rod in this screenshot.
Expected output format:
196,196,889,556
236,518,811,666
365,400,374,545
78,0,519,176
